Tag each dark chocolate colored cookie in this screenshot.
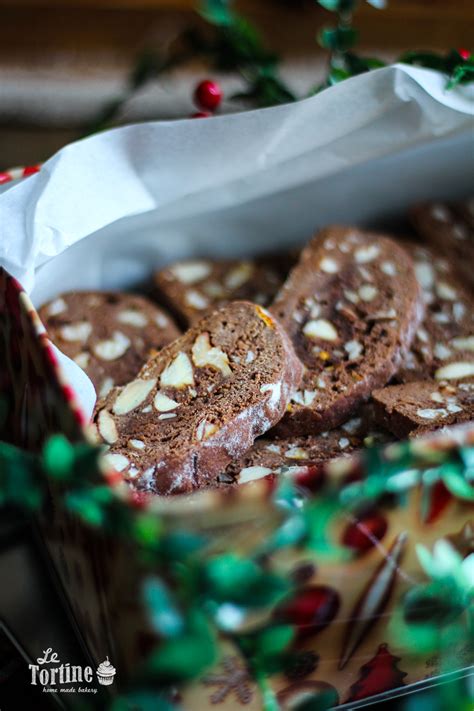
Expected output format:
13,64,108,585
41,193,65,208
39,291,180,397
94,301,303,495
154,256,290,326
397,243,474,382
373,379,474,438
271,226,424,435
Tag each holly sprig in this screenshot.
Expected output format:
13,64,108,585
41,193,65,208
400,48,474,89
1,433,473,710
84,0,472,136
314,0,387,91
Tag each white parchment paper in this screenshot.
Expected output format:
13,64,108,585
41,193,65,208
0,65,472,417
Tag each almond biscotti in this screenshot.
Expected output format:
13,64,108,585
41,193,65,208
372,379,474,438
94,301,303,495
398,244,474,382
39,291,180,397
218,417,391,486
410,199,474,289
271,226,424,436
154,257,287,326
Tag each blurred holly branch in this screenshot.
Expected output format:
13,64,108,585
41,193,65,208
85,0,473,135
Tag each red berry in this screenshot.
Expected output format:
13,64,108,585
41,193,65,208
458,48,471,60
191,111,211,119
194,79,223,112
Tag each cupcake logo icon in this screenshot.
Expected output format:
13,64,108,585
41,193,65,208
96,656,116,686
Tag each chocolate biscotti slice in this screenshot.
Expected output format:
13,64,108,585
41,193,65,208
410,200,474,289
397,244,474,382
154,257,288,327
219,416,391,486
39,291,181,397
271,226,424,436
94,301,303,495
373,379,474,438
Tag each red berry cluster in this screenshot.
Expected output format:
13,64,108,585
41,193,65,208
191,79,223,119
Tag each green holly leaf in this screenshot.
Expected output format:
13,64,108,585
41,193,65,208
199,0,235,27
416,540,474,599
459,446,474,471
160,530,208,559
65,489,108,527
204,554,260,595
262,514,307,553
447,63,474,89
318,26,358,52
144,610,217,682
255,625,294,657
399,50,448,71
142,577,184,638
389,605,466,655
403,584,466,626
304,497,350,562
232,73,295,107
329,66,351,85
440,462,474,501
343,52,386,74
203,554,289,607
134,513,163,547
42,434,75,480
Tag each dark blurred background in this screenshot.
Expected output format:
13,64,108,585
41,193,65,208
1,0,473,170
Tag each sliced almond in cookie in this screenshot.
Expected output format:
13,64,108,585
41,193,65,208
160,352,194,389
191,333,232,376
94,301,302,495
97,410,118,444
271,226,424,435
60,321,92,342
93,331,131,361
113,378,157,415
435,362,474,380
154,392,180,412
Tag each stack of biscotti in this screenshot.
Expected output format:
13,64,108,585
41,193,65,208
92,225,427,494
41,218,474,496
372,200,474,439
